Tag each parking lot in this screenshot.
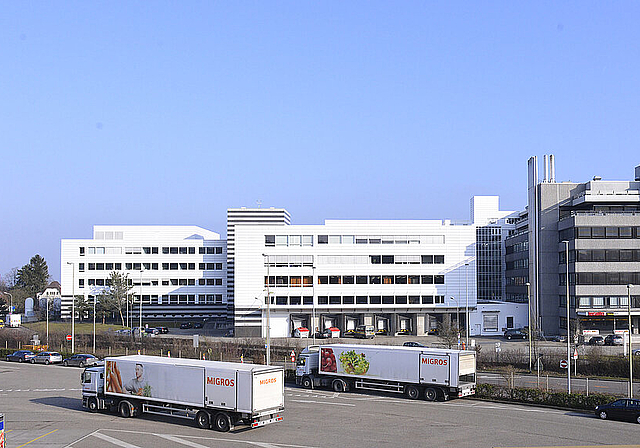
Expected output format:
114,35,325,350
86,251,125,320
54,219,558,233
3,357,640,448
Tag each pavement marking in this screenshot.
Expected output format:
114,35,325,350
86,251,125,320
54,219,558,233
16,429,59,448
288,399,355,406
93,432,142,447
157,434,210,447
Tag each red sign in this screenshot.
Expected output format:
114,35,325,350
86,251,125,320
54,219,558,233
560,359,568,369
66,334,72,341
587,312,606,316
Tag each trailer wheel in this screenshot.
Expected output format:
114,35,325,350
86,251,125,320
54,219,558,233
119,400,132,418
405,385,420,400
88,397,99,413
195,410,210,429
301,376,313,389
332,379,346,392
424,387,437,401
214,412,231,432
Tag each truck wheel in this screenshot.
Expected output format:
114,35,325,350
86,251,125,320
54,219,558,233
424,387,437,401
195,410,210,429
88,397,99,413
438,389,449,401
405,385,420,400
332,379,346,392
119,401,132,418
302,376,313,389
214,412,231,432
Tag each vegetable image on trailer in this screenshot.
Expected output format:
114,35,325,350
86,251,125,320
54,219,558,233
297,344,475,401
82,355,284,432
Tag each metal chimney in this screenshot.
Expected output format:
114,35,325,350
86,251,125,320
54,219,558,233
635,165,640,181
550,154,556,182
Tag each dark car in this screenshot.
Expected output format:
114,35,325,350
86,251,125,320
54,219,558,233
588,335,605,346
144,327,160,335
6,350,35,363
223,329,234,337
604,334,624,346
503,329,527,340
180,322,193,329
193,322,204,329
156,327,169,334
63,354,100,368
596,399,640,423
403,341,426,348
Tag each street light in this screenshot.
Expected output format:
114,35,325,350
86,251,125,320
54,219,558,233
562,240,571,394
526,282,532,372
139,267,145,342
628,284,634,398
93,294,96,354
262,254,271,365
312,265,316,345
465,262,470,349
67,261,75,353
3,291,12,314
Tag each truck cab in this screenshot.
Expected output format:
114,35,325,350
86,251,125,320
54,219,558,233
295,346,319,388
81,366,105,411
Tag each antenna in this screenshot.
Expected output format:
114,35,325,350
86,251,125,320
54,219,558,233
256,200,262,208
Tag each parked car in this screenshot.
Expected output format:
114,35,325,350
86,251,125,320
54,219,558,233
427,328,440,335
596,399,640,423
114,328,132,336
588,335,605,346
604,334,624,346
633,349,640,356
6,350,35,363
193,322,204,329
31,352,63,365
548,335,566,342
342,329,356,338
63,354,100,368
354,325,376,339
503,328,527,340
179,322,193,329
403,341,426,347
144,327,160,335
156,326,169,334
223,329,234,337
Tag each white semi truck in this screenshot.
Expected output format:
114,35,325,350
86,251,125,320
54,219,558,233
81,355,284,432
296,344,475,401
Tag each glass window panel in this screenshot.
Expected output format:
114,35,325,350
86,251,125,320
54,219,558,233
577,227,591,238
605,227,618,238
328,235,341,244
591,227,605,238
275,235,288,246
289,235,301,246
318,235,328,244
342,235,354,244
382,296,394,304
369,296,381,304
356,296,368,304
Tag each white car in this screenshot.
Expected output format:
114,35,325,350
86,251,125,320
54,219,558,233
31,352,63,365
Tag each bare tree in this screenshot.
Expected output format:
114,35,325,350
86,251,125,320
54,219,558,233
105,271,133,327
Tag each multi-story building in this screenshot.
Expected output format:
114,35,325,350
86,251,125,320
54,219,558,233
232,197,517,337
527,157,640,337
60,226,227,324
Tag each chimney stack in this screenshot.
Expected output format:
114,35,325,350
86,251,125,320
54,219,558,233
543,155,549,182
550,154,555,182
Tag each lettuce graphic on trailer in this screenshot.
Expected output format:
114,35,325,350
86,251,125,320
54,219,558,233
339,350,370,375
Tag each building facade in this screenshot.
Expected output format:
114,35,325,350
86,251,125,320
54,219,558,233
60,226,227,325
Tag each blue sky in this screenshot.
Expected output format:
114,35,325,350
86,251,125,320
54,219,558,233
1,2,639,281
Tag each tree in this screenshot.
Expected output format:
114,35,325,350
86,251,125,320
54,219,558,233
437,319,462,349
16,255,51,308
74,295,92,322
96,290,116,324
2,267,19,289
0,295,8,315
105,271,133,327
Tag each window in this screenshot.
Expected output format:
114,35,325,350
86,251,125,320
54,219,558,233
290,296,301,305
356,296,368,304
343,275,354,284
369,296,381,304
79,263,85,272
356,276,368,284
435,295,445,304
328,235,341,244
290,276,302,287
409,275,420,284
506,316,514,329
318,235,328,244
382,276,394,284
370,255,381,264
276,276,288,286
329,296,341,304
577,227,591,238
591,227,605,238
421,275,433,284
382,296,394,304
483,314,498,332
79,247,85,255
303,296,313,305
329,276,341,284
606,227,618,238
369,236,381,244
434,275,445,284
422,255,433,264
369,275,381,284
382,255,394,264
275,235,288,246
318,276,328,285
395,296,407,304
395,275,407,284
605,250,619,262
318,296,328,305
343,296,354,304
592,250,605,262
265,235,275,246
434,255,444,264
620,227,633,238
422,295,434,304
276,296,287,305
409,296,420,304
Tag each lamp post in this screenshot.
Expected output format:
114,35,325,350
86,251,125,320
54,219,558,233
262,254,271,365
465,262,470,348
562,240,571,394
628,284,633,398
93,294,96,354
67,261,75,353
312,265,316,344
3,292,12,314
139,267,145,342
526,282,532,372
46,294,50,347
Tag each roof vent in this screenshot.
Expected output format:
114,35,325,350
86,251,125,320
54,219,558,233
593,176,602,181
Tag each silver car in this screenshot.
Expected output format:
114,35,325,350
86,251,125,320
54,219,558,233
31,352,63,365
63,354,99,367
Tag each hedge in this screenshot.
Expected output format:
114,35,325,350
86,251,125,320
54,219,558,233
476,383,617,410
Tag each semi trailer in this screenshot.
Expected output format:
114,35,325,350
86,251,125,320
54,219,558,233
81,355,284,431
296,344,475,401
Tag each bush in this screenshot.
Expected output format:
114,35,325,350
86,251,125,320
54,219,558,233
476,383,617,410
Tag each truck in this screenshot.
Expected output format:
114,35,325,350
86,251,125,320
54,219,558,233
81,355,284,432
295,344,475,401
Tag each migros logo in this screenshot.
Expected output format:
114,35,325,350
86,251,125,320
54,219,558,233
259,377,278,386
422,357,448,366
207,377,235,387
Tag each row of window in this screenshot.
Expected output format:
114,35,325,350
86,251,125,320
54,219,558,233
505,241,529,254
82,262,224,271
560,249,640,263
559,226,640,241
560,272,640,286
80,278,224,288
575,295,640,309
79,246,224,256
84,293,224,305
264,274,446,287
265,295,447,306
264,234,446,247
506,259,529,270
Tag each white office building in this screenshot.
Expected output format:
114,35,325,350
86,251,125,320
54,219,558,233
233,196,518,337
60,225,228,325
